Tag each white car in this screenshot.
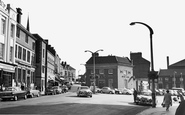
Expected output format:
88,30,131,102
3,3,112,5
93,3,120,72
77,86,92,97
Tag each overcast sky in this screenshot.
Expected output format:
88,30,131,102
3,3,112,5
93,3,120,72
5,0,185,75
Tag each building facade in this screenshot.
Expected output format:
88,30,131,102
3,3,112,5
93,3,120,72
158,58,185,89
60,61,76,83
85,54,134,89
15,8,36,88
130,52,150,91
0,3,17,89
32,34,47,94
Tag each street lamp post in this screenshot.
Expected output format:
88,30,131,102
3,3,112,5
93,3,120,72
130,22,157,107
85,49,103,94
173,71,177,87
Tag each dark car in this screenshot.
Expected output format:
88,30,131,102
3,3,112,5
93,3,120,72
45,87,56,95
64,82,71,90
61,85,68,93
0,87,27,101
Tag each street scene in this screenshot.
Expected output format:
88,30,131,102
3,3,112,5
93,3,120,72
0,0,185,115
0,84,179,115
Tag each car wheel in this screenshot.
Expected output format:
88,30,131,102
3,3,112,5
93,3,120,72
24,95,27,99
90,95,92,98
37,93,40,97
31,93,34,98
14,96,18,101
109,91,112,94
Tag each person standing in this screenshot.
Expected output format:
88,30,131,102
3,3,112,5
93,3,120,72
133,88,137,103
163,90,172,111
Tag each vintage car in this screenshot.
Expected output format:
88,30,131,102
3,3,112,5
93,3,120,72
27,88,40,98
77,86,92,97
45,87,57,95
101,87,115,94
61,85,68,93
53,86,62,94
0,87,27,101
90,86,101,93
135,91,157,106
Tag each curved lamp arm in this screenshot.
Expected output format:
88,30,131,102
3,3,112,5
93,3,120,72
130,22,154,35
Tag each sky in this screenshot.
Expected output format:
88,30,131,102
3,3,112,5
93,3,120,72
4,0,185,75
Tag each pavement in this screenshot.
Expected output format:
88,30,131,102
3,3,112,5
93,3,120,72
137,103,178,115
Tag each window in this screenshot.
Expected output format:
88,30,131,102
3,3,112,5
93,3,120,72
0,43,4,59
99,69,104,74
25,35,28,43
108,69,113,74
42,66,45,73
32,42,35,50
22,48,26,61
165,77,169,81
16,27,20,38
18,46,22,59
43,49,45,58
10,24,15,37
9,46,13,62
27,50,30,62
91,70,94,74
1,19,5,35
27,70,30,74
15,45,17,58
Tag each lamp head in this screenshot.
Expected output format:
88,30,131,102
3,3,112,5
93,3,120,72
130,22,136,26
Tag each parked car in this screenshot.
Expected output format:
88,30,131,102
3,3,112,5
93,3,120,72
121,88,133,95
101,87,115,94
53,86,62,94
64,82,71,90
45,87,57,95
135,91,157,106
90,86,101,93
114,88,122,94
61,85,68,93
0,87,27,101
77,86,92,97
27,88,40,98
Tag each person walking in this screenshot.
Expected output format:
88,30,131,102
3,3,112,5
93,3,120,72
163,90,172,111
133,88,137,103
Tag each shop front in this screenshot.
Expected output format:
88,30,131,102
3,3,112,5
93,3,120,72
0,61,17,90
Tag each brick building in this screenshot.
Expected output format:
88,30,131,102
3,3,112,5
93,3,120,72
158,57,185,89
85,54,135,89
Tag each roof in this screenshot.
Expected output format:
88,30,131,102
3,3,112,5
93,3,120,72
86,56,132,66
170,59,185,67
159,69,185,76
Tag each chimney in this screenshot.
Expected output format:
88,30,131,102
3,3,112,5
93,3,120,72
167,56,169,69
16,8,22,24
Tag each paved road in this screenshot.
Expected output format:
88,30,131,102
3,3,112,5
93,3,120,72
0,84,169,115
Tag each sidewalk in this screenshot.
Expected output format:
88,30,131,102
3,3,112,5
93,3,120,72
137,104,178,115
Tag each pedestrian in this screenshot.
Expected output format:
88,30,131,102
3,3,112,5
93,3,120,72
177,91,184,103
163,90,172,111
133,88,137,103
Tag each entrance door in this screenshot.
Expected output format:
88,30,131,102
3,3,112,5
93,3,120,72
108,79,113,88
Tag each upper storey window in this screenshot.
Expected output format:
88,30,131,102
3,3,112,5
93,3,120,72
1,19,5,35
